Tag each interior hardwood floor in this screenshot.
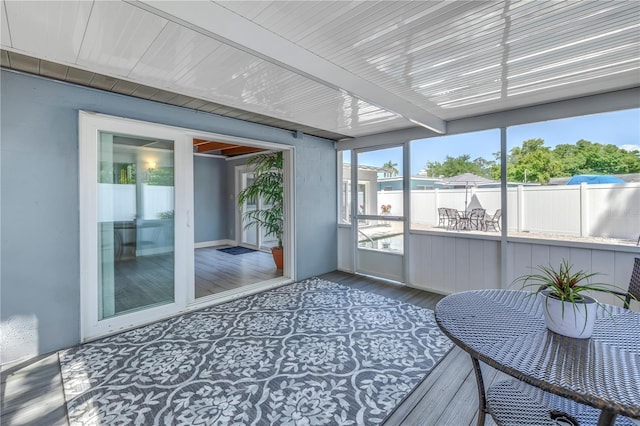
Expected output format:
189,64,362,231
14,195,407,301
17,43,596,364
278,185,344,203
114,252,174,313
110,245,283,315
1,271,503,426
195,246,282,298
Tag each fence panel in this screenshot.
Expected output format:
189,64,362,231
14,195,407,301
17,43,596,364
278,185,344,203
520,186,581,235
393,183,639,241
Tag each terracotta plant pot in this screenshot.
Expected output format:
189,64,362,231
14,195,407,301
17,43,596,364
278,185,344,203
271,247,284,270
540,290,597,338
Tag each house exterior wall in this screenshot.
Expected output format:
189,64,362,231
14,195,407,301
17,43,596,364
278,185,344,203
0,69,337,364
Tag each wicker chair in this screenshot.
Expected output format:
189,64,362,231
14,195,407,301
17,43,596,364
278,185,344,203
487,379,636,426
614,257,640,309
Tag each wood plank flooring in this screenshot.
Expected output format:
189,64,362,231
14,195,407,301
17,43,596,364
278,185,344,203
195,246,282,298
110,245,282,315
2,271,501,426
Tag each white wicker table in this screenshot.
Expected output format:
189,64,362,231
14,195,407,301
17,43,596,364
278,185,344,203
435,289,640,426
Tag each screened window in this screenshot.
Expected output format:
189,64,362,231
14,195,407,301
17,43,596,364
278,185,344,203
410,129,501,231
506,108,640,246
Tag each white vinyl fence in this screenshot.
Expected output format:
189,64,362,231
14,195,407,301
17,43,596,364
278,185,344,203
378,183,640,241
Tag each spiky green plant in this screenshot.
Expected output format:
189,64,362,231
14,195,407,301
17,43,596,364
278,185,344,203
516,259,634,316
237,152,284,248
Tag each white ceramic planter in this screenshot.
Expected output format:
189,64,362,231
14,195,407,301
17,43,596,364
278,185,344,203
539,291,598,339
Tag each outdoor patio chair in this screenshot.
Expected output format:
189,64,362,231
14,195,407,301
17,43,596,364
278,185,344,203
613,257,640,310
483,209,501,232
469,208,486,230
438,208,448,228
445,208,460,230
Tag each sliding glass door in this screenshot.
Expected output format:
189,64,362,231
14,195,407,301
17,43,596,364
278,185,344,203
80,112,192,340
97,132,175,318
81,112,294,340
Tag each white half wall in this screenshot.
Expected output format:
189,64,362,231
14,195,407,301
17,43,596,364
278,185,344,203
338,227,640,311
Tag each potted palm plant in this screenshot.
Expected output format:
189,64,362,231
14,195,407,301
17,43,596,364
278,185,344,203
237,152,284,269
516,259,632,338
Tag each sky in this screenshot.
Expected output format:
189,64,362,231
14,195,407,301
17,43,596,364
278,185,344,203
349,108,640,174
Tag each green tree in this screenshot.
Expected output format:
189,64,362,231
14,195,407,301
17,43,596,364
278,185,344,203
554,139,640,175
424,154,495,178
506,139,563,184
506,138,640,183
382,160,399,177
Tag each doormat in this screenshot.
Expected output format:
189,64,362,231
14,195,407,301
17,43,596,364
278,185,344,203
59,277,453,425
217,246,257,255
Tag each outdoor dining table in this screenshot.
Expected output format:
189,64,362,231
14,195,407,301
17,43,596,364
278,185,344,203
456,210,473,230
435,289,640,426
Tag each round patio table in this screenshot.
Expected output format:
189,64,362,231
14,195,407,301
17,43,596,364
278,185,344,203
435,289,640,426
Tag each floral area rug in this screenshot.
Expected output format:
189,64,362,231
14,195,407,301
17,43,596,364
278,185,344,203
60,277,453,425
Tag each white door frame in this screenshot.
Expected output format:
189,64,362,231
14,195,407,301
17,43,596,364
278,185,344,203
235,161,281,251
235,166,259,249
351,143,407,283
79,111,295,341
79,111,193,340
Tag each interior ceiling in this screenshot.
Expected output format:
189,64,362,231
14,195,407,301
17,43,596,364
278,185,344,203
1,1,639,141
193,138,265,157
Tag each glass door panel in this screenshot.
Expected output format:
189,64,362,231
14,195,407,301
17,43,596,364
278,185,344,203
240,172,258,247
239,170,278,250
98,131,175,318
354,146,405,282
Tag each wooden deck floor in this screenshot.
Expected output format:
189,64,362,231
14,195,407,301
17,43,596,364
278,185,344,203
1,271,503,426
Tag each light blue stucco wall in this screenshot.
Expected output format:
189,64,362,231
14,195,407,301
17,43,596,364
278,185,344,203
194,156,227,243
0,69,337,363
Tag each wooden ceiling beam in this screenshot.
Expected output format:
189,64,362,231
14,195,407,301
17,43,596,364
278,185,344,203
196,141,237,153
221,146,264,156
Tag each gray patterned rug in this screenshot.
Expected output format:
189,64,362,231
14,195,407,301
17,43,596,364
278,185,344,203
60,277,452,425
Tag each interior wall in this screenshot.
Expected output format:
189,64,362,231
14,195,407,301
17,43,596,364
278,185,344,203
194,155,227,243
0,69,337,364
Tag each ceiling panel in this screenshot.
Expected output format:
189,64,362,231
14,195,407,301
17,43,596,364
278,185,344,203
165,39,408,137
1,1,11,47
129,22,222,87
77,1,167,77
219,0,639,123
3,0,92,63
134,0,443,132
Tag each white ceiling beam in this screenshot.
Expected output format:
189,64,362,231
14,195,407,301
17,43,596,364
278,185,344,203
339,87,640,150
130,0,446,134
